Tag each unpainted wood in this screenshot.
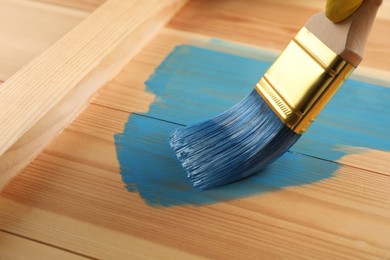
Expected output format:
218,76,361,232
0,0,88,81
0,0,187,190
0,197,201,259
31,0,106,11
168,0,390,70
0,230,87,260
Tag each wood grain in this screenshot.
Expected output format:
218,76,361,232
0,197,200,259
2,139,390,258
0,0,187,190
1,26,390,258
31,0,106,11
0,230,88,260
0,0,89,81
168,0,390,71
1,0,390,258
94,27,390,174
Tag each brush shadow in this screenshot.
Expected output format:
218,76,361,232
115,115,336,207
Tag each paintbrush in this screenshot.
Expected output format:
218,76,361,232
170,0,382,189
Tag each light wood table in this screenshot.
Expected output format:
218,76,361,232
1,0,390,258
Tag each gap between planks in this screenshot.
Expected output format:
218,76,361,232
0,197,202,259
0,229,92,260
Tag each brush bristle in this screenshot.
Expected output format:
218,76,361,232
169,90,301,189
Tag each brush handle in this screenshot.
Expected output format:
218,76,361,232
305,0,382,67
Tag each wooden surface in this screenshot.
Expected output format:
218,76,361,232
0,0,186,189
1,0,390,259
0,0,89,82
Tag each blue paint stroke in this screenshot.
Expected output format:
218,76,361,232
115,45,334,206
294,80,390,159
144,45,263,124
115,44,390,207
115,115,335,207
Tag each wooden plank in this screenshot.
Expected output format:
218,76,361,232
1,0,389,258
91,29,201,112
0,0,89,81
168,0,390,71
30,0,106,11
0,0,187,190
1,27,389,258
0,197,201,259
2,126,390,258
0,230,88,260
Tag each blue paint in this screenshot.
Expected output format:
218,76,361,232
294,80,390,159
170,89,301,189
115,115,334,206
115,43,390,207
144,46,264,124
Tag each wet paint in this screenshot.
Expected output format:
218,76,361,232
115,44,390,207
115,115,335,206
143,45,268,124
294,79,390,160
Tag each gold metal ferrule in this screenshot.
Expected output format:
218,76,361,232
255,27,354,134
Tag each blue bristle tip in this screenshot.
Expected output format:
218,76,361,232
169,90,301,189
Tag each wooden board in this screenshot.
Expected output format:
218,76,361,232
31,0,105,11
0,0,89,81
0,229,87,260
0,0,187,189
1,0,390,258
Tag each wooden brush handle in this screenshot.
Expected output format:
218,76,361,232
305,0,382,67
